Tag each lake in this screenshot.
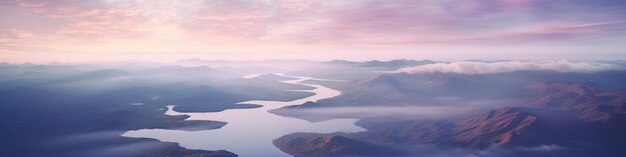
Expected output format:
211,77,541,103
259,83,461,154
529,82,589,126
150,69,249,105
122,74,366,157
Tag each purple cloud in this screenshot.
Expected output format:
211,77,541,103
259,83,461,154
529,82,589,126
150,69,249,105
1,0,625,62
285,0,626,44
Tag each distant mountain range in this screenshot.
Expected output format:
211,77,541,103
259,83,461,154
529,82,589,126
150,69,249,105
328,59,436,68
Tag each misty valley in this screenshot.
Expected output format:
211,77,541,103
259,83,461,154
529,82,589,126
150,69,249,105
1,59,626,157
3,0,626,156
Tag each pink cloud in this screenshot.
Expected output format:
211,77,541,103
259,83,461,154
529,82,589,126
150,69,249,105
179,0,269,41
0,0,625,62
8,0,151,42
5,0,626,45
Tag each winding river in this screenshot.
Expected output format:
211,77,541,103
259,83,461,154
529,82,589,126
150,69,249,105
122,74,366,157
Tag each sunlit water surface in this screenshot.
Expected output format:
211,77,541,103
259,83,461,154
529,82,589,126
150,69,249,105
122,74,365,157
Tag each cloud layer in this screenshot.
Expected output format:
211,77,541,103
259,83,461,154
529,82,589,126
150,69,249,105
396,60,624,74
1,0,626,62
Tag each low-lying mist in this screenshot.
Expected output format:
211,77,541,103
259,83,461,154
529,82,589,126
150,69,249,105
2,59,626,157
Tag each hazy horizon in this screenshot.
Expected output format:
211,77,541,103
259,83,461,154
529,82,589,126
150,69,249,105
3,58,626,65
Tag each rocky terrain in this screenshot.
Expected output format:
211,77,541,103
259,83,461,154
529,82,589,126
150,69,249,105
273,70,626,157
274,133,403,157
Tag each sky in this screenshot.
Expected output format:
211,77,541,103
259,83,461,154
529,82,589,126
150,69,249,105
1,0,625,63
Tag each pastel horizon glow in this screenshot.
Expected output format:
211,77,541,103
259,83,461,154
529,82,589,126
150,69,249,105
1,0,625,63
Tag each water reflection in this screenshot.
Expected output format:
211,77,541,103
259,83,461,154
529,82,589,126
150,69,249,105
122,74,365,157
